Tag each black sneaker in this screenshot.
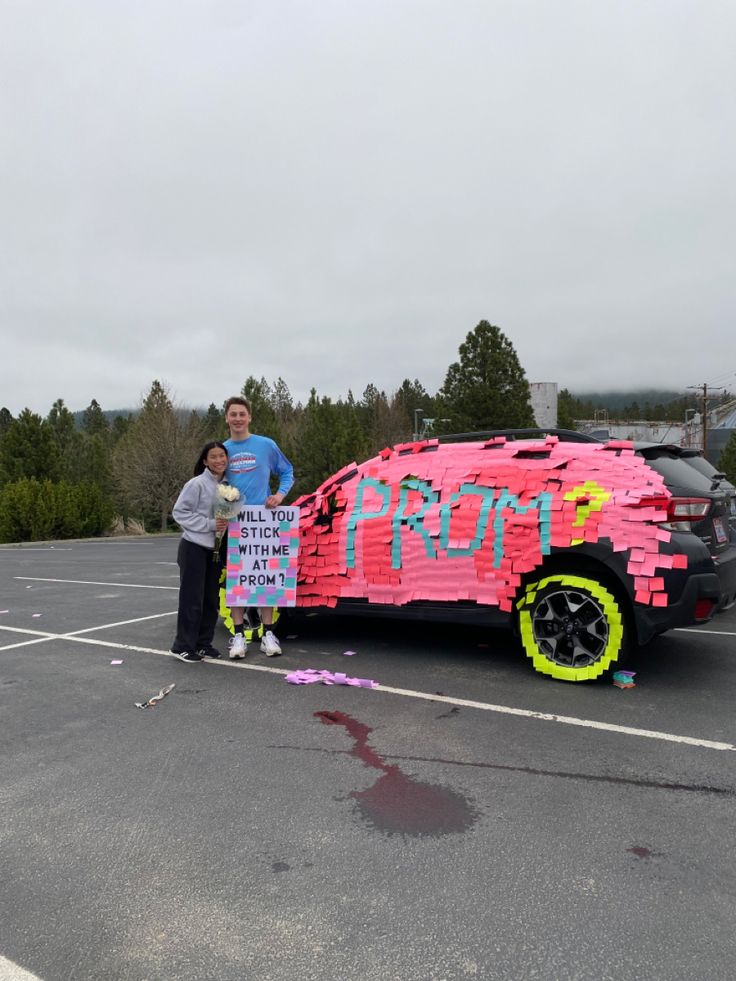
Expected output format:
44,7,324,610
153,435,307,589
171,649,203,663
197,646,222,659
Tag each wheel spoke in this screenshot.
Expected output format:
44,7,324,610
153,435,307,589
531,587,610,668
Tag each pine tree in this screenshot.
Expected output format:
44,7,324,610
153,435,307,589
110,413,133,444
47,398,84,482
718,430,736,485
0,408,13,437
394,379,432,417
81,399,110,436
241,376,280,443
292,390,368,496
113,381,202,532
439,321,535,431
200,403,226,441
557,389,578,430
358,385,392,453
0,409,62,485
77,432,114,491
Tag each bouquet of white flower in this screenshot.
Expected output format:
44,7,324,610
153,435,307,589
213,483,241,562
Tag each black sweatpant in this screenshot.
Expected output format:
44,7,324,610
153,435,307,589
173,538,221,653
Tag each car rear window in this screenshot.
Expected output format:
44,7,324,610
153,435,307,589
681,454,719,477
638,451,716,493
681,454,735,490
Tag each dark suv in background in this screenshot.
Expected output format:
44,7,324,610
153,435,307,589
635,442,736,611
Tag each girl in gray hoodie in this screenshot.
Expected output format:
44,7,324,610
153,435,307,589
169,441,229,662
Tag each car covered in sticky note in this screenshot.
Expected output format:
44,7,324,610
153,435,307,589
293,435,724,682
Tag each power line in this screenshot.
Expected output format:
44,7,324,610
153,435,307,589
687,383,725,455
703,369,736,388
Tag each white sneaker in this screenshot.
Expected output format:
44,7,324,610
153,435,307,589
228,634,247,659
260,630,282,657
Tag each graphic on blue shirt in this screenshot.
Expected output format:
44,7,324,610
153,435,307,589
229,452,258,475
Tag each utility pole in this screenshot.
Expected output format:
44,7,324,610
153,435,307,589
687,383,724,457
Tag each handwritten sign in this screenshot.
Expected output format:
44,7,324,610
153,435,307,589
225,506,300,607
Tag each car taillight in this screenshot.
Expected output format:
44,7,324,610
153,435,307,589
694,598,716,620
662,497,711,530
627,496,711,531
666,498,711,522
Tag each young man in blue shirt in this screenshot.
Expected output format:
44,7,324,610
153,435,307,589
224,395,294,658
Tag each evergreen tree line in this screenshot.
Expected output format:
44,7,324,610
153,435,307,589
556,388,734,427
0,321,536,541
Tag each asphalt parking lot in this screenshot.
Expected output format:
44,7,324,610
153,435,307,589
1,536,735,981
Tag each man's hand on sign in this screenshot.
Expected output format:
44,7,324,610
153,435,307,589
265,493,285,508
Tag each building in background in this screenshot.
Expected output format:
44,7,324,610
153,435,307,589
526,385,735,465
577,416,686,445
704,400,736,465
530,382,557,428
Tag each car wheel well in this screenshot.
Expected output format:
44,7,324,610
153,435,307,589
521,554,631,611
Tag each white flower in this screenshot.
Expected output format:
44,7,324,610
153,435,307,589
217,484,240,503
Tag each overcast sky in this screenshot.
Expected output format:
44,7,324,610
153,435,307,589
2,0,735,416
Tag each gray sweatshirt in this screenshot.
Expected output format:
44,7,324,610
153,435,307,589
172,469,221,548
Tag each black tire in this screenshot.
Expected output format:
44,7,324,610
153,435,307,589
517,573,628,682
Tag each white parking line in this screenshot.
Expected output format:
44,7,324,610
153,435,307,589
0,547,72,551
0,954,43,979
1,620,734,753
375,684,736,751
0,625,55,640
14,577,177,590
0,612,175,652
0,636,60,652
675,627,736,637
78,539,168,546
67,611,176,635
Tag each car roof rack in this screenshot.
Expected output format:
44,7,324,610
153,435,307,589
436,428,601,444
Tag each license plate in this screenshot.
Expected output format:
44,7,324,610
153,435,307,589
713,515,728,544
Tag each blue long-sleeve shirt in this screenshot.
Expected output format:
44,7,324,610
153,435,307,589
224,434,294,505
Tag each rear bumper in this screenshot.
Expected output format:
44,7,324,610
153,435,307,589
627,532,721,644
712,543,736,612
632,570,721,644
